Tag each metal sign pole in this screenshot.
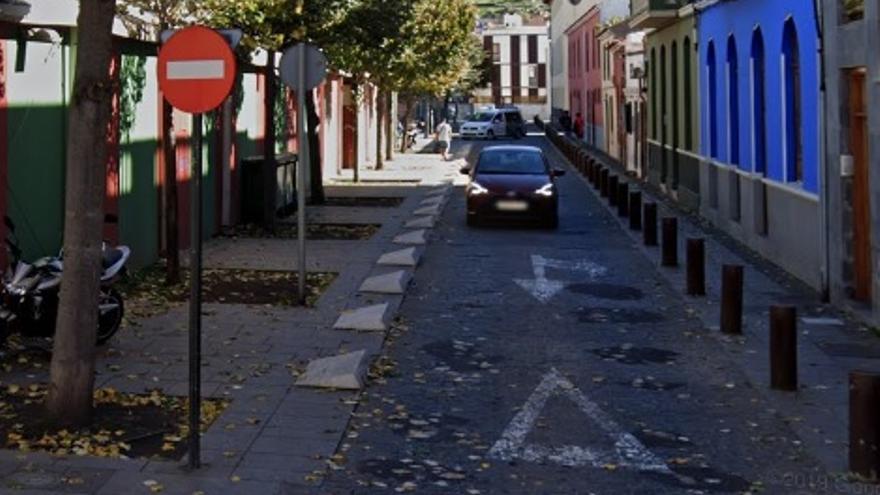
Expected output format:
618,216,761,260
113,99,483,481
296,45,308,304
188,112,203,470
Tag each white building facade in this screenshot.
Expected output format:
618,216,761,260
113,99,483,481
475,13,551,121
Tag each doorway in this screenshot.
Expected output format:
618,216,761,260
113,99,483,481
848,68,871,301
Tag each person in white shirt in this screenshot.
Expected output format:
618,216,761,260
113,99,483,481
435,119,453,161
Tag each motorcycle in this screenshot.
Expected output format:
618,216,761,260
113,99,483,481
0,215,130,346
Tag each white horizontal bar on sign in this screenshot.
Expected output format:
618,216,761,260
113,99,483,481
166,60,225,80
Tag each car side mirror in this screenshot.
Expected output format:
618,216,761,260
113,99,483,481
552,169,566,177
459,166,471,175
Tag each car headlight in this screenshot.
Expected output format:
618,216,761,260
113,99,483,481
468,181,489,196
534,183,555,197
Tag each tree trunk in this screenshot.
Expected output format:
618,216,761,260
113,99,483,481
400,96,416,153
375,89,385,170
162,99,179,285
46,0,117,427
306,88,325,204
352,81,360,183
385,92,394,162
263,51,277,229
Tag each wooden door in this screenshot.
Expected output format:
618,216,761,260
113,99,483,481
849,69,871,301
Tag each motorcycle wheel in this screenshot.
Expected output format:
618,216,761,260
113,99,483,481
97,288,124,345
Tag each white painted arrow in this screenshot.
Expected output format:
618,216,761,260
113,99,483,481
514,255,607,303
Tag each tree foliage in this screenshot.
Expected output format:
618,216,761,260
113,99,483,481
471,0,548,17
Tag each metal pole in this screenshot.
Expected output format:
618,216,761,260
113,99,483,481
770,305,797,391
720,265,744,334
600,168,609,197
686,238,706,296
850,370,880,481
188,112,203,470
297,44,308,305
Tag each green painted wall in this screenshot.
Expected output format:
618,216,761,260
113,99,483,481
119,139,159,268
6,105,66,260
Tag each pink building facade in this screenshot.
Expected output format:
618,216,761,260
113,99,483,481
566,7,603,149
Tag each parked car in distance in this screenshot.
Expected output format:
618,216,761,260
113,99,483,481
460,145,564,228
460,107,526,140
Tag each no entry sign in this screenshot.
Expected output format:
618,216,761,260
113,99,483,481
158,26,236,114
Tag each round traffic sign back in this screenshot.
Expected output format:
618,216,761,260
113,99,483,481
279,44,328,91
158,26,237,114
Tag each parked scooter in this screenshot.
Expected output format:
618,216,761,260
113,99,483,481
0,215,130,346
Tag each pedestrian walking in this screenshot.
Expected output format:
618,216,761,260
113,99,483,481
436,119,453,161
574,112,585,140
559,111,572,136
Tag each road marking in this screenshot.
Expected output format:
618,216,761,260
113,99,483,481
514,255,607,303
489,368,670,473
166,60,226,80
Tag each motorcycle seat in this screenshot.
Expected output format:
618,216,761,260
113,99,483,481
102,248,124,270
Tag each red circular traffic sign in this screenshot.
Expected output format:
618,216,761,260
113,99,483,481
158,26,236,114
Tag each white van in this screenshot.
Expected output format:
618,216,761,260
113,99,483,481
460,108,526,140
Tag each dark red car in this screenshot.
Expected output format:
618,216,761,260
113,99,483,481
461,145,565,228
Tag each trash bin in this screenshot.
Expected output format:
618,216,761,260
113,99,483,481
240,154,299,226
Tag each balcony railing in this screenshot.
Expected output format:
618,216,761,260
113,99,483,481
630,0,692,29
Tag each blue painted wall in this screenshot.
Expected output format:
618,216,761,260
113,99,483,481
698,0,820,194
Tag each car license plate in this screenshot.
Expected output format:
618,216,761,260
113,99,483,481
496,200,528,212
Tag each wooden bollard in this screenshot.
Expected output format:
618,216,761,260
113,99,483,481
643,202,658,246
661,217,678,267
770,306,797,391
720,265,744,334
686,238,706,296
608,176,619,206
617,182,629,217
629,192,642,230
600,169,610,197
850,371,880,481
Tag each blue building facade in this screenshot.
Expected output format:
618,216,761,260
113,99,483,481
696,0,823,289
699,0,820,194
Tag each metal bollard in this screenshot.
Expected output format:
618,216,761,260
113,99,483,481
608,176,619,206
720,265,744,334
617,182,629,217
661,217,678,267
586,157,594,178
850,371,880,481
591,162,600,186
629,192,642,230
769,306,797,391
686,238,706,296
643,202,658,246
600,169,610,197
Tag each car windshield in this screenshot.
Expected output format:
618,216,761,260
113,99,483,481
471,113,494,122
477,150,547,175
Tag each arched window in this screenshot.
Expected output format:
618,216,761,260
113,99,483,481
671,40,679,187
782,18,803,182
660,45,667,146
683,37,693,151
651,48,657,140
707,41,718,158
751,28,766,175
727,35,739,165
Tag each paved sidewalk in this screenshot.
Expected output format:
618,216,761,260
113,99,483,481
0,148,462,494
546,131,880,477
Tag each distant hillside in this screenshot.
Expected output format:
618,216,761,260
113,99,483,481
472,0,549,17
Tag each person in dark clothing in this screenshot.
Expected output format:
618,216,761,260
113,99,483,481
574,112,585,139
559,111,572,134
